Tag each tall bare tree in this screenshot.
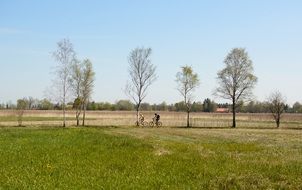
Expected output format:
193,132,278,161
125,47,156,126
267,91,286,128
176,66,200,128
52,39,76,127
214,48,257,128
80,59,95,126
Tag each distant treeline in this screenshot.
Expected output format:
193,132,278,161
1,97,302,113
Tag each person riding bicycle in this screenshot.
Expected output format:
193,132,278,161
154,113,160,125
139,113,145,123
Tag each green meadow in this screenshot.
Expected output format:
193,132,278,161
0,126,301,189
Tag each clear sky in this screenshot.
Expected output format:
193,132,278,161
0,0,301,105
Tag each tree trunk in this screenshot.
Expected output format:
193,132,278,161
76,111,80,126
187,111,190,128
232,99,236,128
276,117,280,128
136,105,139,126
63,103,66,127
82,104,86,126
63,83,66,128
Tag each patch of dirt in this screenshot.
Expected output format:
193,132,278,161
154,148,171,156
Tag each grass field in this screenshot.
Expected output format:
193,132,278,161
0,126,302,189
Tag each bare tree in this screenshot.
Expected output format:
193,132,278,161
267,91,286,128
16,98,27,127
70,59,95,126
27,96,35,109
52,39,76,127
125,47,156,126
80,59,95,126
70,60,83,126
176,66,200,128
214,48,257,128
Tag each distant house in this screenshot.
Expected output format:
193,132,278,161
216,108,229,113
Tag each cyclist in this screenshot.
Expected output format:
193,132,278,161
139,113,145,123
156,114,160,124
154,113,160,125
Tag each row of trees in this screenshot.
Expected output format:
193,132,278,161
5,98,302,113
51,39,95,127
4,40,295,128
125,47,290,128
0,98,54,110
125,47,258,127
86,99,214,112
7,98,302,114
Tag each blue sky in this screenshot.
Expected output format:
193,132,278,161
0,0,301,105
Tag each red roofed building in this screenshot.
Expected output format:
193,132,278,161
216,108,229,113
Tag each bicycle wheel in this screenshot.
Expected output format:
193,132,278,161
142,121,149,127
149,121,154,127
157,122,162,127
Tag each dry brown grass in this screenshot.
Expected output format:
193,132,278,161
102,126,302,145
0,110,302,128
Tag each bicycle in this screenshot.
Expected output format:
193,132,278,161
135,120,148,127
149,118,162,127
